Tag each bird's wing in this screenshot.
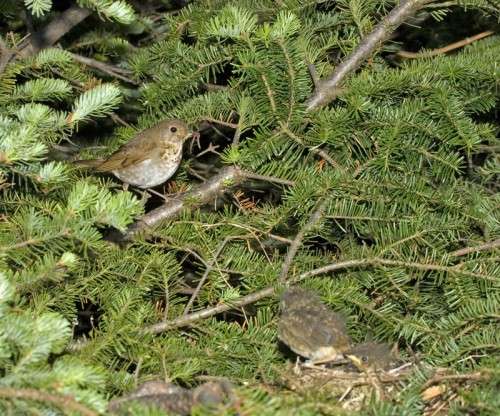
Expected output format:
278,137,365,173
96,132,156,172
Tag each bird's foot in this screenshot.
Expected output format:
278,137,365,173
189,131,201,154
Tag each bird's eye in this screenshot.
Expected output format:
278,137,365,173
170,126,177,133
362,355,368,362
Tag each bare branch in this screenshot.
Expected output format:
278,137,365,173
397,30,494,59
421,371,489,390
0,37,14,74
305,0,431,111
19,5,92,58
0,387,97,416
182,236,233,315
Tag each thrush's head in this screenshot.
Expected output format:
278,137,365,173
155,119,191,145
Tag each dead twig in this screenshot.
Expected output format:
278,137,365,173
397,31,494,59
421,371,490,390
305,0,432,111
0,387,97,416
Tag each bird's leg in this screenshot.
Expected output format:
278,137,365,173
122,183,129,192
146,188,169,201
304,348,345,367
187,167,208,182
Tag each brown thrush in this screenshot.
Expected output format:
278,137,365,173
278,287,352,364
75,119,192,188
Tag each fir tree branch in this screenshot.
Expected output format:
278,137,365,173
279,198,328,282
279,123,345,171
397,30,494,59
119,167,294,240
120,166,245,239
182,236,233,315
144,256,498,333
450,239,500,257
69,52,139,85
19,5,92,58
305,0,432,110
0,387,97,416
145,286,275,333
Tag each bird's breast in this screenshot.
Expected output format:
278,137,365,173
113,154,181,188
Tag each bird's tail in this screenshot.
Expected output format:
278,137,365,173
73,159,104,168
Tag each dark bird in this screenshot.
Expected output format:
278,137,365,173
278,287,352,364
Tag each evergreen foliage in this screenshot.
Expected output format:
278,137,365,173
0,0,499,414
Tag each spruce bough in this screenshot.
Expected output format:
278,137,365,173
1,0,499,414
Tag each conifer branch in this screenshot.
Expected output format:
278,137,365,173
279,198,328,282
306,0,432,110
19,5,92,58
0,387,97,416
450,239,500,257
69,52,139,85
279,123,345,171
182,236,233,315
120,166,294,240
145,256,498,333
397,30,494,59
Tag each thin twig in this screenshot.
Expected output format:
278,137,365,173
306,0,431,110
279,198,329,282
182,237,232,315
144,285,276,333
397,30,494,59
241,170,295,186
0,387,97,416
69,52,139,85
279,123,345,171
449,238,500,257
421,371,488,390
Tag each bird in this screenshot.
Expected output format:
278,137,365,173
345,341,397,371
74,119,193,189
278,287,352,365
